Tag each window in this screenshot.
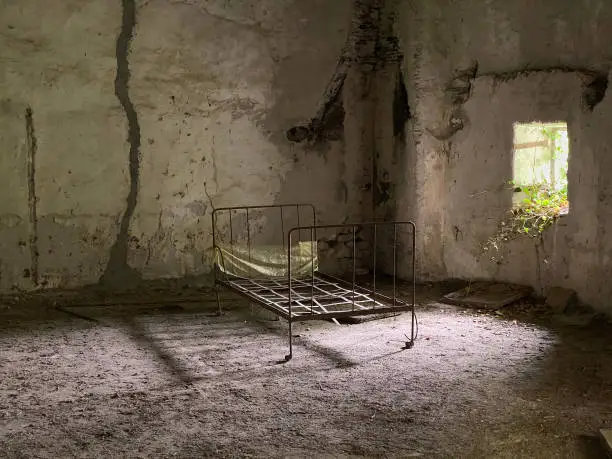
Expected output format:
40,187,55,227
512,122,569,215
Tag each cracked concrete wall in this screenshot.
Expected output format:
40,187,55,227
393,0,612,313
0,0,358,290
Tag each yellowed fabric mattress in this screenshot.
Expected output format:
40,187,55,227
215,242,318,278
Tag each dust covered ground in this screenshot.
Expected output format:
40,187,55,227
0,283,611,458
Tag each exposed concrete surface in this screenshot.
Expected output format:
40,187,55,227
0,0,361,290
391,0,612,315
5,0,612,318
0,1,131,290
0,287,611,457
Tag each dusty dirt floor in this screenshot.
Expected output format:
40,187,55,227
0,282,611,458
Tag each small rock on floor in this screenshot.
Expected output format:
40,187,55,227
545,287,577,313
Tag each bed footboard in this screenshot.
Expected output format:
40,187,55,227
283,221,416,360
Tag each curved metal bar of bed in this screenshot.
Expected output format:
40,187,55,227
212,204,417,362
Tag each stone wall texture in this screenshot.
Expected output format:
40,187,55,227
4,0,612,317
392,0,612,313
0,0,364,290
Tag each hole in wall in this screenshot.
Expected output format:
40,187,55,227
393,70,411,137
583,73,608,111
512,121,569,216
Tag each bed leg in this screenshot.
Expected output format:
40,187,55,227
284,320,293,362
215,286,222,316
403,316,416,350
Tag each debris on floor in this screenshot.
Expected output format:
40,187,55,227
338,312,401,324
441,282,532,310
545,286,577,313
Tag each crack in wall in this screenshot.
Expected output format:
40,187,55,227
479,65,605,82
427,62,478,141
167,0,268,33
479,66,609,111
287,0,397,145
25,106,39,286
100,0,142,288
144,210,164,267
429,64,609,143
393,68,411,137
203,183,215,213
211,136,219,193
374,66,410,208
286,42,350,144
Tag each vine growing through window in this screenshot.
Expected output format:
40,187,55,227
482,123,569,262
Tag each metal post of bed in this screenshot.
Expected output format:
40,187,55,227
212,204,417,362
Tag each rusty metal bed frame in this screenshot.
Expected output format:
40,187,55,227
212,203,417,361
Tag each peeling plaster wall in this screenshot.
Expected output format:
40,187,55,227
0,0,357,290
394,0,612,313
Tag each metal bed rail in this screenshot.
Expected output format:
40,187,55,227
212,203,316,250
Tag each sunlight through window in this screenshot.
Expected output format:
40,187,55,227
512,122,569,216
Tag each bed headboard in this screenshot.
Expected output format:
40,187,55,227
212,203,317,279
212,203,316,250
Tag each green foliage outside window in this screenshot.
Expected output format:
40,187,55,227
483,123,569,262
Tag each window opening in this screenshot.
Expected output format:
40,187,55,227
512,121,569,216
481,122,570,261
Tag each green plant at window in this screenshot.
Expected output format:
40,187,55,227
513,180,568,232
482,124,569,262
483,183,568,261
542,127,569,191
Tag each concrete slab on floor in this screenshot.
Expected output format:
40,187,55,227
441,282,532,310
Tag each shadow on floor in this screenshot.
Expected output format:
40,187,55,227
577,434,610,459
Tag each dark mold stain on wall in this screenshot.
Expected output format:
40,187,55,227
481,65,608,112
393,69,411,138
25,106,39,286
100,0,142,288
583,72,608,111
285,47,349,145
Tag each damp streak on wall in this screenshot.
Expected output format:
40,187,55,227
0,0,361,291
25,106,39,286
101,0,142,287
